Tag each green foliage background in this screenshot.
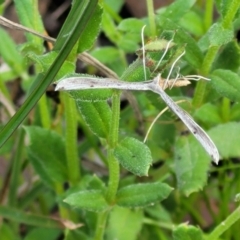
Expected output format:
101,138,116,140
0,0,240,239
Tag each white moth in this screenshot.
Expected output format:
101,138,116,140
55,74,219,164
56,26,219,164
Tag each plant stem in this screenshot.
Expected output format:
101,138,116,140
8,128,25,207
39,95,51,129
0,0,98,148
192,46,218,107
94,91,121,240
146,0,156,37
222,0,240,29
143,218,174,230
94,211,108,240
193,0,240,107
207,205,240,240
221,97,230,122
204,0,214,31
106,91,120,202
55,183,69,219
63,93,80,185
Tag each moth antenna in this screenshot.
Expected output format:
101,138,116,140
141,25,147,81
170,67,180,89
144,99,187,143
183,75,210,81
164,50,185,89
153,38,174,74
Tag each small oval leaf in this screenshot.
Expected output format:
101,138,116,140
24,126,68,186
208,122,240,159
114,137,153,176
194,103,222,126
173,224,204,240
64,190,109,212
211,69,240,101
116,182,173,207
208,23,233,46
157,19,203,68
107,207,143,240
174,135,210,196
77,4,103,53
77,101,112,139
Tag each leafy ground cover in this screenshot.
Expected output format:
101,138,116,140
0,0,240,239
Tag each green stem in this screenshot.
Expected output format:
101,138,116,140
0,79,11,100
63,93,80,185
0,0,98,148
143,218,174,230
39,95,51,129
94,211,108,240
193,1,240,107
106,91,120,202
204,0,214,31
207,205,240,240
94,92,121,240
221,97,230,122
8,128,25,207
222,0,240,29
55,183,69,219
77,115,108,165
146,0,156,37
192,46,218,107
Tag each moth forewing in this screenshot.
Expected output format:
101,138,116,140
147,77,219,164
55,77,191,91
55,77,151,91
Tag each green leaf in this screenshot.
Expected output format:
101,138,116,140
213,41,240,72
208,23,234,46
120,58,149,82
157,0,196,22
76,101,111,139
118,18,145,33
208,122,240,159
172,224,204,240
0,0,98,148
13,0,44,47
230,102,240,121
0,28,25,76
65,230,91,240
28,51,75,81
157,19,204,68
145,204,172,223
0,223,20,240
77,4,103,53
194,103,222,126
0,206,65,229
91,47,126,75
102,11,121,47
118,32,140,53
114,137,153,176
24,126,68,186
210,69,240,101
174,135,210,196
24,228,61,240
138,39,175,53
64,190,109,212
59,174,106,202
179,10,204,37
70,89,113,102
216,0,233,18
54,0,98,51
106,207,143,240
104,0,124,13
116,182,173,207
